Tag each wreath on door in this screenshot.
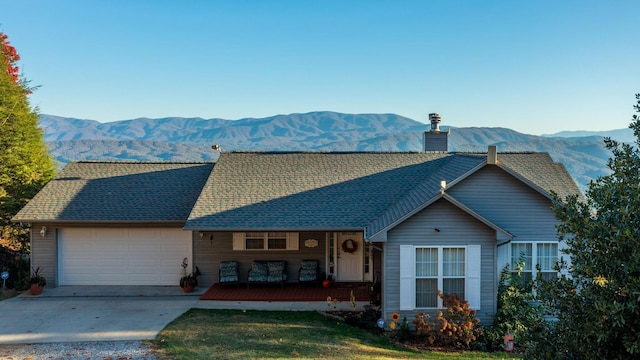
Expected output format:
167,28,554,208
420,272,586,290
341,239,358,254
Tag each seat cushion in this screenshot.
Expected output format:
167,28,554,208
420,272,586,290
267,261,286,282
220,261,238,271
300,260,318,271
219,261,239,283
299,269,317,282
248,262,268,282
220,274,239,283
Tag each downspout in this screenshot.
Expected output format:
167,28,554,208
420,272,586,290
364,226,383,251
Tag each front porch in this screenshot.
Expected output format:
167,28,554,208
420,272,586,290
24,284,374,311
200,282,372,303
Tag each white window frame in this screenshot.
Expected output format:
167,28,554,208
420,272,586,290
510,241,558,281
415,247,465,309
233,232,299,251
400,244,481,311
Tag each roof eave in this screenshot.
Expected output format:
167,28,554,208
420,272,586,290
367,191,515,242
13,219,187,226
183,225,365,232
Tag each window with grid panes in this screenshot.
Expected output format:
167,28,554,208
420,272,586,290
511,242,558,283
267,232,287,249
416,247,465,308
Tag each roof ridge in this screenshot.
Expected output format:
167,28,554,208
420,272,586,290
74,160,214,164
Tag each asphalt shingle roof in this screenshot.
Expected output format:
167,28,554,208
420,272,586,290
497,152,583,201
15,151,581,231
185,151,581,232
13,162,214,223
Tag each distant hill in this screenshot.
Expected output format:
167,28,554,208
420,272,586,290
40,112,617,191
543,128,635,143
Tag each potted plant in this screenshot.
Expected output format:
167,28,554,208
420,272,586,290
29,267,46,295
322,274,333,288
179,258,198,293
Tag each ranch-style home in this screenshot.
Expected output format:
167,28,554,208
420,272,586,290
13,117,582,323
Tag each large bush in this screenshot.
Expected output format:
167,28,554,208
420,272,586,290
528,94,640,359
412,291,481,349
478,265,543,352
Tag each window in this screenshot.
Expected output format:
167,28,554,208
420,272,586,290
266,232,287,249
400,245,480,311
511,242,558,282
233,232,299,251
364,242,370,274
415,247,465,308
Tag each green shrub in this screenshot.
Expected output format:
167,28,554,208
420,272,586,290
481,264,544,352
396,316,411,342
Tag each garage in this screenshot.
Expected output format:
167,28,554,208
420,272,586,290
59,228,192,286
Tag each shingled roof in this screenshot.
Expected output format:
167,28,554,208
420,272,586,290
366,152,582,238
15,151,580,230
184,151,580,231
13,162,214,223
184,151,580,232
496,152,583,201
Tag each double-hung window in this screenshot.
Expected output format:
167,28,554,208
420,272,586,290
400,244,481,310
510,242,558,282
415,247,466,308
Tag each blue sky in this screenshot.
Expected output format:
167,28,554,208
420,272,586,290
1,0,638,135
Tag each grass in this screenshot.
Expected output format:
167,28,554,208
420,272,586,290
0,288,20,301
152,309,517,359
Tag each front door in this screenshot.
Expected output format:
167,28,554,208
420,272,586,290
336,232,363,281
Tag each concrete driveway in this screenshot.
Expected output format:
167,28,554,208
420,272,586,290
0,286,203,344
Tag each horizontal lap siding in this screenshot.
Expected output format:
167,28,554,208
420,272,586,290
385,199,497,325
31,224,58,286
449,166,560,243
193,231,327,288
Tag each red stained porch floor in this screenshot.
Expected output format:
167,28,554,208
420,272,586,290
200,283,371,302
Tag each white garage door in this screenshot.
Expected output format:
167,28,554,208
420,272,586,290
59,228,192,286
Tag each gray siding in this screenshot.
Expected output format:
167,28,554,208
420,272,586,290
193,231,328,288
30,224,58,287
384,199,497,325
449,166,560,243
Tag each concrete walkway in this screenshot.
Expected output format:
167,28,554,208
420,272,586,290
0,286,367,344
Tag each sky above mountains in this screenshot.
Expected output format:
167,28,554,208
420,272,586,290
2,0,638,135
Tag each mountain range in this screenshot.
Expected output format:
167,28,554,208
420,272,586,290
40,112,628,191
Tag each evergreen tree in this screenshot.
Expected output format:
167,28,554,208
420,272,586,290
0,32,56,286
529,94,640,359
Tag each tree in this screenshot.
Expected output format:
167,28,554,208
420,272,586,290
529,93,640,359
0,31,56,288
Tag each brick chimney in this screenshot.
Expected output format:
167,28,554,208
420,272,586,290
423,113,450,152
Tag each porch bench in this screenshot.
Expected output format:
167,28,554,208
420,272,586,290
247,260,287,288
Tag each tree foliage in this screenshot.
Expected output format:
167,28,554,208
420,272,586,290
0,31,56,286
529,93,640,359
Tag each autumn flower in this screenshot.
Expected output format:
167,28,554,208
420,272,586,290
391,312,400,322
593,276,608,286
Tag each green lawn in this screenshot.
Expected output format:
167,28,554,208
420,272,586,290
0,289,19,301
152,309,516,359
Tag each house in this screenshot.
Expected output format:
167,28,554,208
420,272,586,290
13,116,582,323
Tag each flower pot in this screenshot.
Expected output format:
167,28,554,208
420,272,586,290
181,285,195,293
322,279,331,288
29,284,44,296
